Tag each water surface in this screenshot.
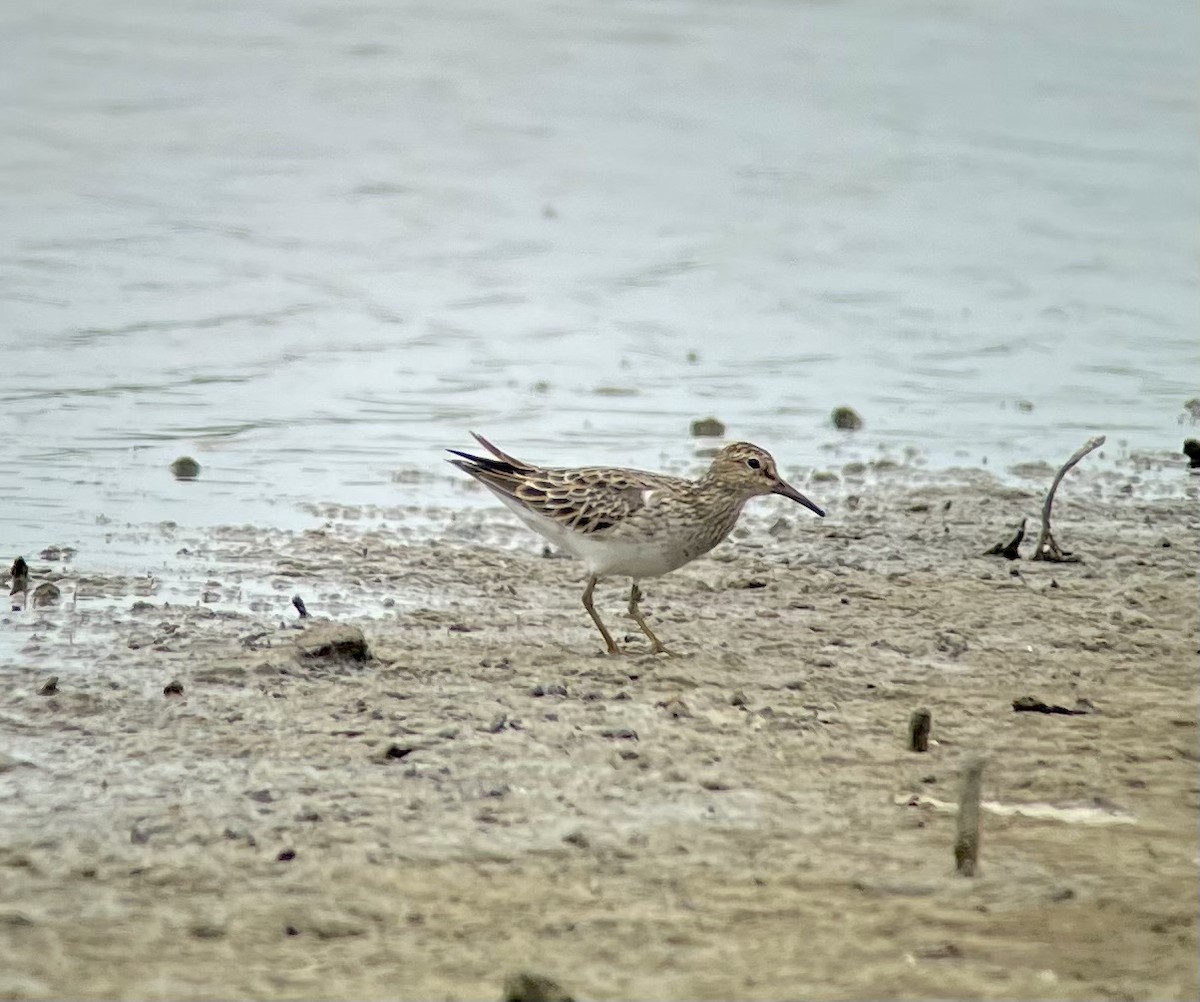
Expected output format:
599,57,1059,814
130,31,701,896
2,0,1196,565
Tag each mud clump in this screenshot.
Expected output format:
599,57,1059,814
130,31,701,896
832,406,863,430
170,456,201,480
503,972,574,1002
294,623,369,661
690,416,726,438
32,582,61,608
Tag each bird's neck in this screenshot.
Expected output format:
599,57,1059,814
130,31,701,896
689,481,752,550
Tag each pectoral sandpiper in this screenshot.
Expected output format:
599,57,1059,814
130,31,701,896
449,433,825,655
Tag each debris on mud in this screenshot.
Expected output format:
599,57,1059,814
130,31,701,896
503,971,575,1002
294,623,369,662
170,456,201,480
832,406,863,430
984,518,1026,560
690,416,726,438
954,755,985,877
909,708,932,752
31,582,61,608
1013,696,1096,716
8,556,29,607
1033,435,1105,562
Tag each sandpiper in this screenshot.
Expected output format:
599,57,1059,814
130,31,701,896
449,433,825,655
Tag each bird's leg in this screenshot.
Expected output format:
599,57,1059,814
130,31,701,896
628,581,671,655
582,575,621,655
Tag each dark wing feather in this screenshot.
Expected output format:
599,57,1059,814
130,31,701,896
448,437,688,536
468,431,528,468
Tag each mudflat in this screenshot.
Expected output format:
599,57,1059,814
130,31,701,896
2,465,1196,1001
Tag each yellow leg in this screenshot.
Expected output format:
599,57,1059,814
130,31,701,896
628,581,671,655
582,575,621,655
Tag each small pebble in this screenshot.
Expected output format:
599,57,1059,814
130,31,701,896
660,699,691,719
832,406,863,430
170,456,201,480
562,829,590,849
690,416,726,438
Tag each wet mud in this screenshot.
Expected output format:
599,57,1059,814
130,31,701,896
1,467,1197,1000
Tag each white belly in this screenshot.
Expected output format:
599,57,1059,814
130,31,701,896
489,490,713,579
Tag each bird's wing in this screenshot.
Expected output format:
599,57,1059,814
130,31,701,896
448,439,686,536
467,431,528,468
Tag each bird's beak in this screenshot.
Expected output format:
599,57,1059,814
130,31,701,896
773,479,825,517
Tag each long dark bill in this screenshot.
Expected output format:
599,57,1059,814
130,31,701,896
774,480,825,518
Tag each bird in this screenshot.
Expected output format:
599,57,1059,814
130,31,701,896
448,433,825,655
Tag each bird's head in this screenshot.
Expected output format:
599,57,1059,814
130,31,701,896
707,442,825,517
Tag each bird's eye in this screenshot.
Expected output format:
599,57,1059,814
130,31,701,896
746,457,762,470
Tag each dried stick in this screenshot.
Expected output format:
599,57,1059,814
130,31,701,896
954,755,984,876
908,709,931,752
983,518,1026,560
1032,435,1105,562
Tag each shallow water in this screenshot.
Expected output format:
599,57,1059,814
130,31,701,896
2,0,1196,565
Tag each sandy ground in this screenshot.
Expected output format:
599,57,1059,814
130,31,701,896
1,463,1197,1001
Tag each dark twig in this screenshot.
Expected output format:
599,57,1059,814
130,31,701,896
9,556,29,611
10,556,29,593
1032,435,1105,562
1013,695,1094,716
983,518,1026,560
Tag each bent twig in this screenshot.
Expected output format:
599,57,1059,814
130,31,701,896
1032,435,1105,562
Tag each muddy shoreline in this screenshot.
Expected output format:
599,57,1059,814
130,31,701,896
2,465,1197,1001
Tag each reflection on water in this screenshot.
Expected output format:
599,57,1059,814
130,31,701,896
1,0,1196,563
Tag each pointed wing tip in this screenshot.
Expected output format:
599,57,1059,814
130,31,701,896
464,432,527,468
470,431,500,455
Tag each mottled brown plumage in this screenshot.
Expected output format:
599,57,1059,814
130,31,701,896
449,433,824,654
